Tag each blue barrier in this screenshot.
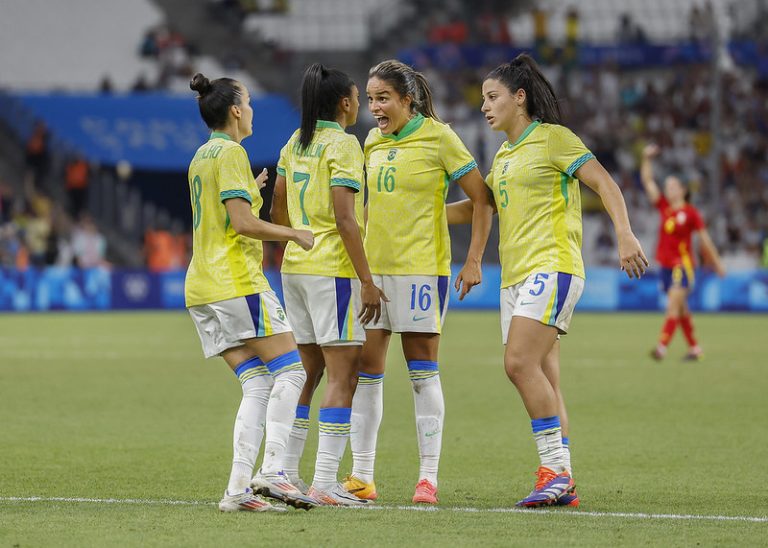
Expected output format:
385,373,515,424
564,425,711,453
1,267,767,312
2,92,299,171
397,41,761,71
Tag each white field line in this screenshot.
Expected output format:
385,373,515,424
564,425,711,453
1,496,767,523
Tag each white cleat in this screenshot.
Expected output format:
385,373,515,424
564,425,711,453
308,483,372,506
218,487,286,512
251,469,317,510
288,476,310,495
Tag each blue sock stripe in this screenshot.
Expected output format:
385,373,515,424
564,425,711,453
531,415,561,434
359,372,384,379
234,356,265,377
562,437,570,447
295,405,310,420
318,407,352,424
406,360,439,372
265,350,302,375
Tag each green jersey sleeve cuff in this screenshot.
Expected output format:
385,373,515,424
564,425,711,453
566,153,595,177
220,189,252,204
276,166,286,176
330,178,361,192
449,160,477,181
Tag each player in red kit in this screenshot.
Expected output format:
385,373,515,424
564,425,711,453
641,145,725,361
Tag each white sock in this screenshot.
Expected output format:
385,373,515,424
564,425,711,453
260,351,306,474
562,437,572,475
350,373,384,483
226,358,273,494
312,407,351,490
408,361,444,486
531,416,565,473
283,405,310,481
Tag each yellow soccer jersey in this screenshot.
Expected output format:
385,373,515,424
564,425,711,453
277,121,365,277
185,132,270,307
364,114,477,276
487,121,594,287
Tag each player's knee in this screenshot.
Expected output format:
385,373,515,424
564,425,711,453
504,354,530,384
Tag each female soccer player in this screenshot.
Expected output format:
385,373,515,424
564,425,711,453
185,73,316,512
269,63,386,506
344,59,494,505
641,144,725,360
477,53,647,507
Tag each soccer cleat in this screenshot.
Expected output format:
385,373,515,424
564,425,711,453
218,487,286,513
555,488,580,507
650,346,666,361
515,466,575,508
288,476,310,495
307,483,371,506
342,475,378,501
412,479,438,504
251,469,317,510
682,346,703,361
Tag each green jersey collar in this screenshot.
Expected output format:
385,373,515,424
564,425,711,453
316,120,343,130
506,120,540,149
382,113,425,141
209,131,233,141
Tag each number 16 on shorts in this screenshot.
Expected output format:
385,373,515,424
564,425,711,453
367,275,450,334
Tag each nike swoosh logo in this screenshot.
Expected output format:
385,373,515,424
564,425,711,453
520,301,535,306
412,315,429,321
425,430,441,437
347,486,367,494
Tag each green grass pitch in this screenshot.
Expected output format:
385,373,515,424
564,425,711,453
1,311,766,546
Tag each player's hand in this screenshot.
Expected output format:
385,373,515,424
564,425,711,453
643,144,660,159
254,168,268,190
617,231,649,279
358,281,388,325
455,259,482,301
292,229,314,251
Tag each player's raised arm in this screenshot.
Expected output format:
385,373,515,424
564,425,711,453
640,144,662,204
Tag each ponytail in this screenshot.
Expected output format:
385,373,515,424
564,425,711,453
485,53,561,124
369,59,443,122
299,63,355,151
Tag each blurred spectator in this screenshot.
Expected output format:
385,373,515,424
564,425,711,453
25,121,49,190
64,155,90,217
532,7,552,62
144,225,187,272
99,75,114,94
132,73,152,92
71,214,107,269
617,13,647,44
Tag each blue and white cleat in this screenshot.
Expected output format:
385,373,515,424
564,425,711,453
515,466,575,508
251,469,317,510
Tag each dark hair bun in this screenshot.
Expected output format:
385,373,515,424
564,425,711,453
190,73,212,95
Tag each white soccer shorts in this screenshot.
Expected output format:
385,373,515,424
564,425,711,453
500,271,584,344
282,274,365,346
188,291,293,358
365,274,450,334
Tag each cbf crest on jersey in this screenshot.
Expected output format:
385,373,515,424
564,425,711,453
387,148,398,161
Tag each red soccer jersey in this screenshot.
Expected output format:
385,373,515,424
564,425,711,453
654,196,705,268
